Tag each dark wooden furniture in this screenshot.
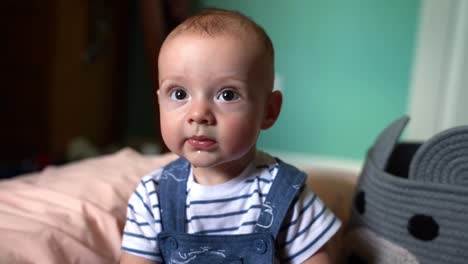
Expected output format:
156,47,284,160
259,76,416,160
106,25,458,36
1,0,128,166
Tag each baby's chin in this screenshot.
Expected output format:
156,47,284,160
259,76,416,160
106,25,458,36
176,145,256,170
183,151,225,168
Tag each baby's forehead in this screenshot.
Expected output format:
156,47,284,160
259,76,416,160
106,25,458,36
161,31,273,71
168,28,264,52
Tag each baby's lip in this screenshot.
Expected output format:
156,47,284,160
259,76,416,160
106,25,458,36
189,135,213,141
187,135,216,150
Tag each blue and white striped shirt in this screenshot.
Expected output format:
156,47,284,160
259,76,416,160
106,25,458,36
122,152,341,263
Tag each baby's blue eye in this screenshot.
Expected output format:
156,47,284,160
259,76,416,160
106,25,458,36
170,89,188,101
217,90,239,102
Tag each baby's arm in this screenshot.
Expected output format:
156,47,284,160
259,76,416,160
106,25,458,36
120,252,159,264
301,247,330,264
121,172,164,263
120,253,160,264
279,185,341,264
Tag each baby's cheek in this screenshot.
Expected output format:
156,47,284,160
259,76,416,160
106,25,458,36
160,118,182,149
223,118,260,151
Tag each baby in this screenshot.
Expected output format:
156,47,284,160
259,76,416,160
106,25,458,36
120,8,341,264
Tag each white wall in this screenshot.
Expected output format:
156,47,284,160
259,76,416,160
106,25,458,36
407,0,468,141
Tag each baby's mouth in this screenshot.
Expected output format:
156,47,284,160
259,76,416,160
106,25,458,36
187,136,216,150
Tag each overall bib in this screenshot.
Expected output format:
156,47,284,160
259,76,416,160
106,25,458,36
157,158,306,264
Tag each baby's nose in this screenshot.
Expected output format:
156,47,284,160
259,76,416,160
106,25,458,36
188,100,215,125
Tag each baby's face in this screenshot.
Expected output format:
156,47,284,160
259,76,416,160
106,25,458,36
157,32,276,172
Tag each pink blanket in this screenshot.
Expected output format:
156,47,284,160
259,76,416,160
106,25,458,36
0,149,176,264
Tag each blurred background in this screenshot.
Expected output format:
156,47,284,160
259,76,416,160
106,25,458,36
2,0,467,177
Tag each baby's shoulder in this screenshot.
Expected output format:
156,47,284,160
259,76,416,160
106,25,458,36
136,167,164,194
141,167,164,181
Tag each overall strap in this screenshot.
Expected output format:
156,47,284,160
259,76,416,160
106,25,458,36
158,157,190,233
254,160,306,238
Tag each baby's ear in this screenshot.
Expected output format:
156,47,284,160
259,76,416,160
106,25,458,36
261,90,282,129
156,89,162,102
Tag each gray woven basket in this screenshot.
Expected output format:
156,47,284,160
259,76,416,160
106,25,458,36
344,116,468,264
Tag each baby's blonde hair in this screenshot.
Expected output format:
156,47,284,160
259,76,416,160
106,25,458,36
167,8,274,73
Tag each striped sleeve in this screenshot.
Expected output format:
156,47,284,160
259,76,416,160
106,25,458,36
121,171,163,262
277,186,341,264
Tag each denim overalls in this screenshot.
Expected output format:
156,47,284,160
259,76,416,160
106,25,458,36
157,157,306,264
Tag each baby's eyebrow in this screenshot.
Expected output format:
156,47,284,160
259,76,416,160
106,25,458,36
212,76,248,84
159,76,185,86
159,74,249,88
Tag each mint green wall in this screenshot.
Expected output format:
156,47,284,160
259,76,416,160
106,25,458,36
196,0,421,160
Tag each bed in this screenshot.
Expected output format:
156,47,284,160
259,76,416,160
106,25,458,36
0,148,357,263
